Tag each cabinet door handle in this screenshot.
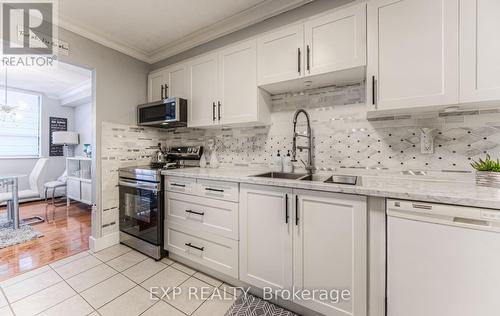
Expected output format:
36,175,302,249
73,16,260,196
372,76,376,106
306,45,310,71
285,194,289,224
161,85,164,99
205,187,224,193
217,101,221,120
165,84,169,98
185,209,205,216
297,48,301,73
295,195,299,226
171,183,185,188
185,242,204,251
212,102,216,121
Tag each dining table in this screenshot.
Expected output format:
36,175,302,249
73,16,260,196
0,174,26,230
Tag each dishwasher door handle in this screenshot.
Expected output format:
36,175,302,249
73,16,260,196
412,203,432,210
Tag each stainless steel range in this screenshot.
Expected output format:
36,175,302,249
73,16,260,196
118,146,203,259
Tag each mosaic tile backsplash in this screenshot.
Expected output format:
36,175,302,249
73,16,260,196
100,81,500,234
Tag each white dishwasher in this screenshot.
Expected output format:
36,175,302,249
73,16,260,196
387,199,500,316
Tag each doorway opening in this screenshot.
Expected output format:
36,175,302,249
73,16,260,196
0,60,94,280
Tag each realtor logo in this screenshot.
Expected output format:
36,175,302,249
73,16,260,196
2,2,53,55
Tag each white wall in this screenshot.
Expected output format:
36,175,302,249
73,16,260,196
74,102,92,156
0,94,74,191
56,27,149,241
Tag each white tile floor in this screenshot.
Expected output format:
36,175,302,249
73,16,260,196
0,245,240,316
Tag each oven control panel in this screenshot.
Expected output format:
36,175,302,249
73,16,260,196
167,146,203,160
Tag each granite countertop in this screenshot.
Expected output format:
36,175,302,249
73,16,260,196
161,167,500,210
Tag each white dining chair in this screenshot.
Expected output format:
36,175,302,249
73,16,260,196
44,170,68,222
0,158,48,204
0,158,48,225
44,170,67,204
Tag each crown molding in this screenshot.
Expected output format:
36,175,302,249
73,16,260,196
59,79,92,107
147,0,313,63
58,18,151,62
58,0,313,64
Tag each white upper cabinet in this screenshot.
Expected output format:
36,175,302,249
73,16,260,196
219,40,260,125
460,0,500,103
187,52,219,128
257,3,366,89
239,184,293,291
167,64,187,99
147,71,166,102
187,40,270,128
257,24,304,85
367,0,459,110
304,3,366,76
293,190,367,316
148,64,187,102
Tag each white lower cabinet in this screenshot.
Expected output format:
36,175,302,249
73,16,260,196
165,191,238,240
293,189,367,316
239,184,293,291
164,176,240,278
165,176,197,195
166,223,239,278
165,177,367,315
240,184,367,316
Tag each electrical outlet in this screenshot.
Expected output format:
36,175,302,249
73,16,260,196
420,128,435,154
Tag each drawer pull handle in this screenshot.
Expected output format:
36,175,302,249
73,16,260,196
185,209,205,216
205,187,224,193
171,183,186,188
412,203,432,210
185,242,204,251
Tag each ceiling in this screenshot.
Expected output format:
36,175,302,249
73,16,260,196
58,0,312,63
3,62,92,102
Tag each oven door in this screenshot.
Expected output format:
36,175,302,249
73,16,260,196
118,178,162,246
137,99,178,125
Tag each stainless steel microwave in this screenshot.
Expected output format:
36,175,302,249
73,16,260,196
137,97,187,128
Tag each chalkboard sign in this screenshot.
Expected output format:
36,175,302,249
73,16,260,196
49,117,67,156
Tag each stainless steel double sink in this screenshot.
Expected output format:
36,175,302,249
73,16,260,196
252,172,360,185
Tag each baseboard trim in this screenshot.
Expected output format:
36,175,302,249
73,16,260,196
89,232,119,252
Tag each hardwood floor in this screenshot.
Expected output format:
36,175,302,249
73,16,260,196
0,200,91,281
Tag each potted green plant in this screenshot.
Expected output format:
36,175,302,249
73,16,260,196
471,154,500,188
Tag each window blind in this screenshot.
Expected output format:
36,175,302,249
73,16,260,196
0,89,40,157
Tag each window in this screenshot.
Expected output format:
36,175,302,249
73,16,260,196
0,89,40,157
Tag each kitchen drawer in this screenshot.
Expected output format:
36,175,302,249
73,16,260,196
197,179,239,202
165,176,196,195
166,191,238,240
165,223,239,278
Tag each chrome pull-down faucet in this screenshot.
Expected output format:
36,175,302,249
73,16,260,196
292,109,313,175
